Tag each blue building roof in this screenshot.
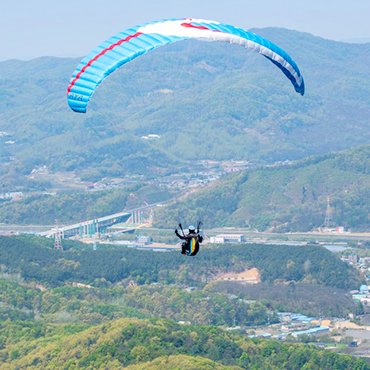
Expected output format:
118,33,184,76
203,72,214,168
292,326,329,337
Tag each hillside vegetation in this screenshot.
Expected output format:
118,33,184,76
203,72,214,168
0,235,366,368
154,145,370,231
1,29,370,186
2,317,368,369
0,183,172,225
0,235,361,289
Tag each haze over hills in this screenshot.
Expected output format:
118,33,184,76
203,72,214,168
3,25,370,369
340,37,370,44
0,27,370,187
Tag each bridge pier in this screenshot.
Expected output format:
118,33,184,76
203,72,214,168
131,211,144,225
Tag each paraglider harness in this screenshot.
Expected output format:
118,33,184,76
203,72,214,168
175,222,203,256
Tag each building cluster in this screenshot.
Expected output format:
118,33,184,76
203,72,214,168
346,254,359,263
210,234,245,244
30,165,50,175
151,170,221,190
322,226,349,233
141,134,161,140
278,313,330,338
342,254,370,277
0,192,23,200
352,285,370,306
86,168,222,192
110,235,153,248
135,235,152,245
249,312,330,340
86,178,141,191
221,160,250,173
148,159,254,191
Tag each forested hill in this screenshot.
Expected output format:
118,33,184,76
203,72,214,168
0,183,173,225
0,235,361,289
0,235,366,368
1,28,370,184
154,145,370,232
2,317,368,369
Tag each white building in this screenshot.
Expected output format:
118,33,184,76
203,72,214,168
210,234,245,243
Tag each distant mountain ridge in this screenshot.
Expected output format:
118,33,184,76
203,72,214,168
340,37,370,44
0,27,370,186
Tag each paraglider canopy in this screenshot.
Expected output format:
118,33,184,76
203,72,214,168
67,18,305,113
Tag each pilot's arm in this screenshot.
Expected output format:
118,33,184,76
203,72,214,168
175,229,186,240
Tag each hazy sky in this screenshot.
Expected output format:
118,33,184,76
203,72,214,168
1,0,370,61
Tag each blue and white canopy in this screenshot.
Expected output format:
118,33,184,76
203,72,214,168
67,18,305,113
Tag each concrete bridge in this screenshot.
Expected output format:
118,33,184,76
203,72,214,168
39,204,157,239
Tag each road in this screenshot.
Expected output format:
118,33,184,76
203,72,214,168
1,221,370,244
0,224,54,234
207,228,370,242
